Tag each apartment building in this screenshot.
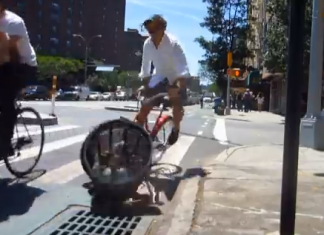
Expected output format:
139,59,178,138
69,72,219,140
5,0,126,65
246,0,267,69
122,29,148,71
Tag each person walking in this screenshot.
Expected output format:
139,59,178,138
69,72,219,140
236,92,243,112
243,89,252,112
256,92,264,112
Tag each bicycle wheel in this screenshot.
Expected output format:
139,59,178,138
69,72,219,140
4,107,45,178
153,115,173,146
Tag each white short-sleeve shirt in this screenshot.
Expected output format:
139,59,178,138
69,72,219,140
0,10,37,66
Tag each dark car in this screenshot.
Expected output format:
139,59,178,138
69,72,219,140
22,85,50,100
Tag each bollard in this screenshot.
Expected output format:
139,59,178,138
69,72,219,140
50,75,57,117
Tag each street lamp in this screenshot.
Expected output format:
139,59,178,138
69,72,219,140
72,34,102,82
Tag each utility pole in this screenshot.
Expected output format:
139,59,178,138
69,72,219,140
73,34,102,82
225,51,232,115
280,0,306,234
300,0,324,150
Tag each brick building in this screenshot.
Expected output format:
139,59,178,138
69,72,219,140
122,28,147,71
4,0,126,65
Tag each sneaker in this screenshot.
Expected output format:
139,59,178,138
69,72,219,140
167,128,179,146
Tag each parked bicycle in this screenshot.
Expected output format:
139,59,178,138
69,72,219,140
3,100,45,177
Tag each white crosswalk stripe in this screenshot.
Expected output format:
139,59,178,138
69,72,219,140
0,123,196,189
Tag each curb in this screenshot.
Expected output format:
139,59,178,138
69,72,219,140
149,177,200,235
17,114,58,126
105,106,169,112
215,146,243,162
123,105,168,111
105,106,139,112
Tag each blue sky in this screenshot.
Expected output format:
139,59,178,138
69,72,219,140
125,0,212,76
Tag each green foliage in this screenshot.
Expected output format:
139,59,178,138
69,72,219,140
37,55,83,80
264,0,312,72
196,0,253,92
37,54,141,91
86,71,141,91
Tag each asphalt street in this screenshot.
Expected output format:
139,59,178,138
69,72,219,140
0,101,283,234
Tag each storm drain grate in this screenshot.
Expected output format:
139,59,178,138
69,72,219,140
49,210,141,235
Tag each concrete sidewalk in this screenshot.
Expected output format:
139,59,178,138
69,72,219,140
158,145,324,235
224,110,284,124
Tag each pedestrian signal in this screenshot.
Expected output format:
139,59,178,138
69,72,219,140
227,69,242,79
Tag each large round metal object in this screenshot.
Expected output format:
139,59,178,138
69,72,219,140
80,119,153,199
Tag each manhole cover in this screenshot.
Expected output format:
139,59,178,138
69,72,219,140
30,206,154,235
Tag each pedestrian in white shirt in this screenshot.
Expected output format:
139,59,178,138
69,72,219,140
136,14,190,145
256,92,264,112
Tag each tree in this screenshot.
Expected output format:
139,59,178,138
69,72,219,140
37,55,83,80
264,0,312,73
85,71,141,92
197,62,215,84
196,0,253,95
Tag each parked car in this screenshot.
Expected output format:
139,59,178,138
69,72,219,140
21,85,50,100
115,90,128,101
61,86,90,101
87,91,103,101
102,92,114,101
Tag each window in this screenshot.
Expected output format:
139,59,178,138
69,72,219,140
67,19,72,25
51,3,60,10
50,14,59,22
67,29,72,35
50,37,59,44
66,41,71,47
68,8,72,16
50,48,57,54
79,22,82,27
37,34,41,40
38,12,42,17
52,26,57,32
38,0,42,4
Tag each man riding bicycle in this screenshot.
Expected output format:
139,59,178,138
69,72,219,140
136,14,190,146
0,2,37,159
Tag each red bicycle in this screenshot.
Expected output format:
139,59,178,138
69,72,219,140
137,87,173,146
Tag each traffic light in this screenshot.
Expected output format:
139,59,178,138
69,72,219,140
227,68,243,79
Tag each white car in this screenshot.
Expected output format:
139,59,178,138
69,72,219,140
87,91,103,101
102,92,114,101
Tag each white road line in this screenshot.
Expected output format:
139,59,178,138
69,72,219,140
197,131,203,135
0,133,88,166
30,159,82,185
138,135,195,194
31,135,195,187
159,135,195,166
14,125,80,138
213,118,228,145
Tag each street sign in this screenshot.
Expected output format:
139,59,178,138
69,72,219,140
227,52,232,67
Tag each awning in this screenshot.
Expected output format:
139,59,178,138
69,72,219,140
262,72,284,81
95,65,119,72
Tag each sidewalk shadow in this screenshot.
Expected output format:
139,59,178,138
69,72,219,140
0,169,46,223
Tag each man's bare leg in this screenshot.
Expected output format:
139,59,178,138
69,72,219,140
135,105,153,126
167,87,183,145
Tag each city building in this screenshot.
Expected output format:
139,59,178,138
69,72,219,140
5,0,126,66
246,0,265,69
122,28,148,71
